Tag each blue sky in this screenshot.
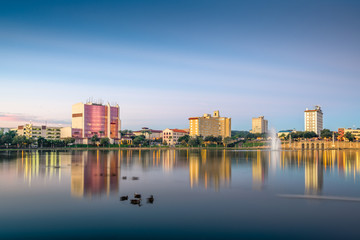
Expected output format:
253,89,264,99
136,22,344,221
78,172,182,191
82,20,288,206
1,0,360,131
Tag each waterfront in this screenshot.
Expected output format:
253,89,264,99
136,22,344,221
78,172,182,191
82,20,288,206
1,149,360,239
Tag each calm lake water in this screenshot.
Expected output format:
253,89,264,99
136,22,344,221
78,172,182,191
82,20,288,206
1,149,360,239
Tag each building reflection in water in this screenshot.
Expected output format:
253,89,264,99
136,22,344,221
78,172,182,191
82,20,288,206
252,150,268,190
10,148,360,197
304,151,324,195
189,149,231,191
17,151,68,186
71,150,119,198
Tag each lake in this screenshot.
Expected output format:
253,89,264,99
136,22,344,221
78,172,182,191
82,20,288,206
0,149,359,239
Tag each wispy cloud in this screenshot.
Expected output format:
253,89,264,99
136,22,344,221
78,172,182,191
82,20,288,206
0,112,70,127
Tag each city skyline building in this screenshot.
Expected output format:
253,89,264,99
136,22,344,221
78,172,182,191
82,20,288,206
304,106,323,135
251,116,268,134
189,111,231,138
17,123,61,140
72,101,121,143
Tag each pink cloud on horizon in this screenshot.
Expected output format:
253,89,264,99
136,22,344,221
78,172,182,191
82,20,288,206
0,113,70,128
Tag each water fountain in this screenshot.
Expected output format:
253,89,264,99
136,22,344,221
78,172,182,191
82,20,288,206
268,128,281,151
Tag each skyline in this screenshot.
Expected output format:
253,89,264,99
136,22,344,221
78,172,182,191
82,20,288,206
1,0,360,130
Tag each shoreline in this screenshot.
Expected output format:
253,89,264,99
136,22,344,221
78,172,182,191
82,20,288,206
0,146,359,152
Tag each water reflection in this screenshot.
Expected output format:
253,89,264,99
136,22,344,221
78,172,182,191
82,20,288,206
71,151,119,198
189,149,231,190
1,149,360,198
16,151,68,185
252,150,268,190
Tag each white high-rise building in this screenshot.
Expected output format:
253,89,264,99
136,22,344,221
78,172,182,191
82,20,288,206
304,106,323,135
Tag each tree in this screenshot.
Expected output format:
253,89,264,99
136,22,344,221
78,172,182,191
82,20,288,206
12,135,27,148
141,129,152,140
64,137,75,146
25,138,35,148
320,129,332,139
188,136,203,147
304,131,318,139
279,133,286,139
345,132,355,142
121,130,132,136
1,131,17,145
91,134,100,145
37,137,48,148
223,137,232,147
178,135,190,145
133,135,147,146
100,137,110,146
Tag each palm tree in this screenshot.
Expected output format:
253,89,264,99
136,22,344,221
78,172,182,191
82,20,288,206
91,134,100,145
99,131,104,138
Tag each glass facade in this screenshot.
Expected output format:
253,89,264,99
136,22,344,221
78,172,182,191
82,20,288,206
84,104,106,138
81,104,119,139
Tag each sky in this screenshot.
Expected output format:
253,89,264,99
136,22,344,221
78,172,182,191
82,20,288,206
1,0,360,131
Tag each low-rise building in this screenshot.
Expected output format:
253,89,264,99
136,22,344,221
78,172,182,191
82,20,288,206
277,129,296,138
17,124,61,140
60,127,72,139
133,127,163,140
338,128,360,141
163,128,188,145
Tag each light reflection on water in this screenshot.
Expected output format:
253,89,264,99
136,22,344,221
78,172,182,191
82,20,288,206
2,149,360,196
1,149,360,239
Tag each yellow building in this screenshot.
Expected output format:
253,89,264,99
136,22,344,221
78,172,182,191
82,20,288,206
189,110,231,138
17,123,61,140
251,116,268,134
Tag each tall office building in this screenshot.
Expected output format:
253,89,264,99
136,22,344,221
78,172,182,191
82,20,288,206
189,110,231,138
251,116,268,134
72,101,121,143
304,106,323,135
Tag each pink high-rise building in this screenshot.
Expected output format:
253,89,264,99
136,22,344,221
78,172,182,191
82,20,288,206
72,101,121,143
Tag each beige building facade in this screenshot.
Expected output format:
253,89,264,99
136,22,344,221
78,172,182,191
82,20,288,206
133,127,163,140
304,106,323,135
163,128,188,145
17,124,61,140
251,116,268,134
189,111,231,138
